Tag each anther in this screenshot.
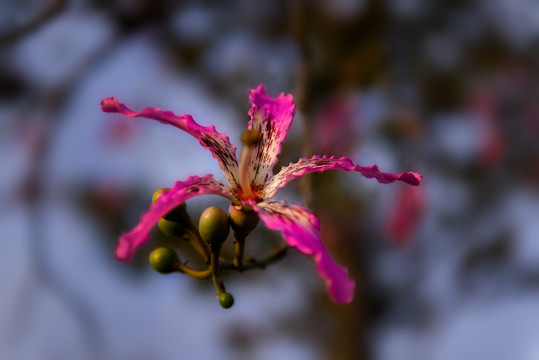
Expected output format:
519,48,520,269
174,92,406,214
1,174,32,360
240,129,261,147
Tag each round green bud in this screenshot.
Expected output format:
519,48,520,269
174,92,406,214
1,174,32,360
199,206,230,246
152,188,189,222
228,205,259,234
219,292,234,309
158,218,187,238
149,247,179,274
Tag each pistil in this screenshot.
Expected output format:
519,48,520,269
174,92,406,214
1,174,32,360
238,129,261,199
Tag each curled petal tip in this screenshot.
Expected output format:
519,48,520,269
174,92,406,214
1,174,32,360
402,172,423,186
331,278,356,304
114,252,129,263
318,251,356,303
249,84,266,95
101,97,120,112
114,233,143,263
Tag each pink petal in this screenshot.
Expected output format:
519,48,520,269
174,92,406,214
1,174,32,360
115,174,235,262
101,97,240,190
249,199,355,304
246,84,296,190
264,155,423,199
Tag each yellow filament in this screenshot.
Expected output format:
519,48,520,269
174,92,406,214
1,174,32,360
238,130,261,199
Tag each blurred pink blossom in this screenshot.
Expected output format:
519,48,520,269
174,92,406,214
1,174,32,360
387,185,426,247
312,91,359,157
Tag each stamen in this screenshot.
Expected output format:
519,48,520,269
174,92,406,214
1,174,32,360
239,129,261,199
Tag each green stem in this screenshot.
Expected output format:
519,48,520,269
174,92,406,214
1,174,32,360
171,241,288,282
233,232,247,270
173,262,211,279
183,224,210,263
210,247,226,293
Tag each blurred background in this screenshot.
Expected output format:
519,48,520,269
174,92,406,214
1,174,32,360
2,0,539,359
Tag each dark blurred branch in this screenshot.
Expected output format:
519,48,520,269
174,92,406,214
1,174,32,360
0,0,67,47
289,2,370,360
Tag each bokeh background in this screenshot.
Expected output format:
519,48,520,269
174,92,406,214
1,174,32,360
2,0,539,359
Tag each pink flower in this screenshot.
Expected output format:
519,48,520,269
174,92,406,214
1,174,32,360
312,92,359,157
387,185,426,247
468,85,506,169
100,85,422,303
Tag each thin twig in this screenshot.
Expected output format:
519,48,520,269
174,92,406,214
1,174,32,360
221,243,288,271
0,0,67,47
175,261,211,279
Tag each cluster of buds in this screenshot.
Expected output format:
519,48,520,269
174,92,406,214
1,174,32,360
148,187,285,309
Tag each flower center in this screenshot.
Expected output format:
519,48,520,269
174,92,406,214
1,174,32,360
238,129,261,199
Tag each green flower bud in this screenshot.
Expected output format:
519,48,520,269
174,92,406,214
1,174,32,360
157,218,187,238
199,206,230,246
149,247,179,274
219,292,234,309
228,205,259,234
152,188,168,203
152,188,189,223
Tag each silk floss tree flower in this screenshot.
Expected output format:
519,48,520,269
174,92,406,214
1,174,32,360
101,85,422,305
